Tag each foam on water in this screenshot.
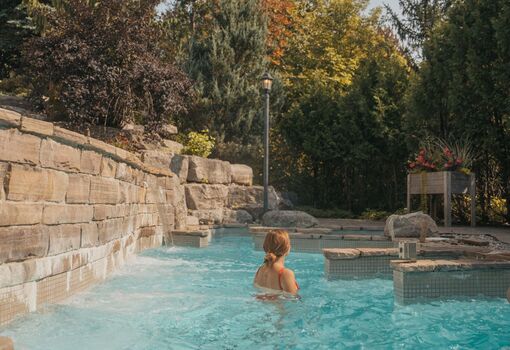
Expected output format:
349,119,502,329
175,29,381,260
2,234,510,349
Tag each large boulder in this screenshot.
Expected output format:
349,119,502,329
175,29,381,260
190,209,223,225
170,154,189,183
223,209,254,224
230,164,253,186
384,211,439,239
185,183,228,210
262,210,319,228
227,185,278,219
141,149,172,169
187,156,231,184
162,139,183,154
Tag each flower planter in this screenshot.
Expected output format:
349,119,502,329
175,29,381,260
407,171,476,227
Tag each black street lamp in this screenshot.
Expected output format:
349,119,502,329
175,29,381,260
261,72,273,213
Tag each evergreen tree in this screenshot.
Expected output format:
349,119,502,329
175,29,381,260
172,0,268,145
406,0,510,222
385,0,452,63
0,0,34,79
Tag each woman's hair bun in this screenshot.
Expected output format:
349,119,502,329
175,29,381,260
264,252,277,265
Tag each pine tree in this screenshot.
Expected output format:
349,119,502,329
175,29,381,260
183,0,268,144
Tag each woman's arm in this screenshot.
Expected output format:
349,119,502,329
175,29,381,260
281,269,298,295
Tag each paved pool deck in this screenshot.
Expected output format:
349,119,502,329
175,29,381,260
316,218,510,245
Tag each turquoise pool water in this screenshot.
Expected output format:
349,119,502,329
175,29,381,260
2,233,510,349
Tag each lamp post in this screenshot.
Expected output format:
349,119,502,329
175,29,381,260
261,72,273,213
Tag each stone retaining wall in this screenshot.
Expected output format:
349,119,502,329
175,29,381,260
0,109,180,326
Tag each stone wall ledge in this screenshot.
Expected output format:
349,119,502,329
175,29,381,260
323,248,399,260
0,233,145,289
171,230,209,237
391,259,510,272
0,108,173,178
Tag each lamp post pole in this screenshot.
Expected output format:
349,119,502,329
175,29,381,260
263,87,270,213
261,72,273,213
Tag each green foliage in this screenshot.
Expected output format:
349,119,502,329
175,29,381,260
359,209,391,221
295,206,355,219
0,0,34,80
182,130,215,158
165,0,268,144
22,0,193,129
384,0,452,62
274,0,410,213
405,0,510,222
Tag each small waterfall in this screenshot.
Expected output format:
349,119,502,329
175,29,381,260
157,187,174,246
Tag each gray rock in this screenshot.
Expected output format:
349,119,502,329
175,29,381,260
190,209,223,225
223,209,253,224
159,123,178,138
162,139,183,154
262,210,319,228
187,156,232,184
170,154,189,183
230,164,253,186
384,211,439,239
185,183,229,210
141,149,172,169
227,185,278,219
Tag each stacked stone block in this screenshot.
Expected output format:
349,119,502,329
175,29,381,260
0,109,178,326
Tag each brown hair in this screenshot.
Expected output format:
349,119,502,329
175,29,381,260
263,230,291,265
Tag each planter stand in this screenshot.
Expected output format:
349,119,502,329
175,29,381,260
407,171,476,227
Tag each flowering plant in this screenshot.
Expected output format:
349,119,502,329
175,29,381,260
408,138,473,174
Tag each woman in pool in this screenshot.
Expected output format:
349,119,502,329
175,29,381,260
254,229,299,296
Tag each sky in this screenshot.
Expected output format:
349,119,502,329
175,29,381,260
368,0,400,12
158,1,402,14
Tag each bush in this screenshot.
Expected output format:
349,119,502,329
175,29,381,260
182,130,215,158
23,0,193,129
296,206,355,219
359,209,392,221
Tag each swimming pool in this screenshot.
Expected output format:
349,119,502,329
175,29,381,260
2,233,510,349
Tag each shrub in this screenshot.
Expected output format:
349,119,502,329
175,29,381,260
296,206,355,219
22,0,193,130
359,209,392,221
182,130,215,158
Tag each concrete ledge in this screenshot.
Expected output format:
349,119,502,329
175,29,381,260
391,259,510,272
323,248,398,260
171,230,209,238
0,337,13,350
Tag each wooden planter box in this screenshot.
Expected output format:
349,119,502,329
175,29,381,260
407,171,476,227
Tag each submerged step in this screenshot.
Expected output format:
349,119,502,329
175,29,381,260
392,259,510,304
169,230,210,248
324,248,399,278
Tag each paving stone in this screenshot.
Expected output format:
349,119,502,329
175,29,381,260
100,157,117,178
0,202,43,226
47,224,81,255
230,164,253,186
0,108,21,127
89,177,119,204
20,116,54,136
80,150,102,175
6,164,68,202
81,223,99,248
185,183,228,210
40,138,81,173
42,204,94,225
0,128,41,165
66,174,91,204
53,126,88,146
0,225,49,263
187,156,231,184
